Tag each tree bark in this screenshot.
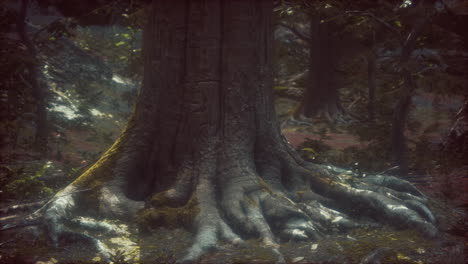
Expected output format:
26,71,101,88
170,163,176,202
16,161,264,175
390,8,431,176
5,1,438,263
17,0,48,153
367,32,377,122
294,15,345,122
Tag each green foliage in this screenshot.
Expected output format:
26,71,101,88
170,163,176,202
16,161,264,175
109,249,127,264
3,162,55,200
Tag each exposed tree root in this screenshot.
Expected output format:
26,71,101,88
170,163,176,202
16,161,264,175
172,142,438,263
1,139,438,264
1,174,144,262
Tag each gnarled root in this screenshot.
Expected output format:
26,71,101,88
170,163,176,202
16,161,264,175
1,141,437,264
1,178,144,262
170,146,437,263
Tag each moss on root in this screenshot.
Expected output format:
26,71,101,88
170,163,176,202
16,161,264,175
137,193,199,230
72,123,133,189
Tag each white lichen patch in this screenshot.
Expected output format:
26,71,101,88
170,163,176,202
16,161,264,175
318,208,332,219
318,204,343,220
72,217,128,235
291,229,307,238
386,204,409,212
331,216,343,223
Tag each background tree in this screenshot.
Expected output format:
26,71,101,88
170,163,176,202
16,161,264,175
276,0,466,178
16,0,49,153
278,1,364,123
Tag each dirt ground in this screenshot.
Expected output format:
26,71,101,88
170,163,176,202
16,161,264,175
1,197,466,264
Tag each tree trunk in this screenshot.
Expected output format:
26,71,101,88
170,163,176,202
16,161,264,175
367,32,377,122
441,100,468,165
8,1,438,263
293,15,345,122
17,0,48,153
390,9,431,176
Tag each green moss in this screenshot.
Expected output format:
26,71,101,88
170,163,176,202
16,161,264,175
149,191,178,207
72,123,132,189
4,176,54,200
137,195,199,230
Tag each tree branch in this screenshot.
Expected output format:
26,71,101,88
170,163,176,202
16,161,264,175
345,10,401,39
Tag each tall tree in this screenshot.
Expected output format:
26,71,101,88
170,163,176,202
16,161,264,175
279,7,354,123
294,14,347,122
390,1,434,176
17,0,48,153
8,1,437,263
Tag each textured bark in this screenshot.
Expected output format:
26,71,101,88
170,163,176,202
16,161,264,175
116,0,279,200
4,1,438,263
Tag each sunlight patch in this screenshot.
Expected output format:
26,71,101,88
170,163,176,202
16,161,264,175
90,108,105,117
50,103,80,119
112,74,131,85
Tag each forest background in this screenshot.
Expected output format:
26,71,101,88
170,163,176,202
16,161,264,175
0,0,467,263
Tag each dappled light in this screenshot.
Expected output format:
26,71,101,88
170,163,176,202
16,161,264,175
0,0,466,264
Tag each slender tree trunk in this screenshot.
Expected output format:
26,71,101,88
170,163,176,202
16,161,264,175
391,10,430,176
367,32,377,122
17,0,48,153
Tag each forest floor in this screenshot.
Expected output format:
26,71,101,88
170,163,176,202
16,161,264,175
1,95,466,264
0,204,466,264
1,135,466,264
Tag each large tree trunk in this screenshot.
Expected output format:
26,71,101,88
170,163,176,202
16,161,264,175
6,1,438,263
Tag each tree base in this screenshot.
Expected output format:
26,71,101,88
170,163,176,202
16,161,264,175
1,136,439,264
